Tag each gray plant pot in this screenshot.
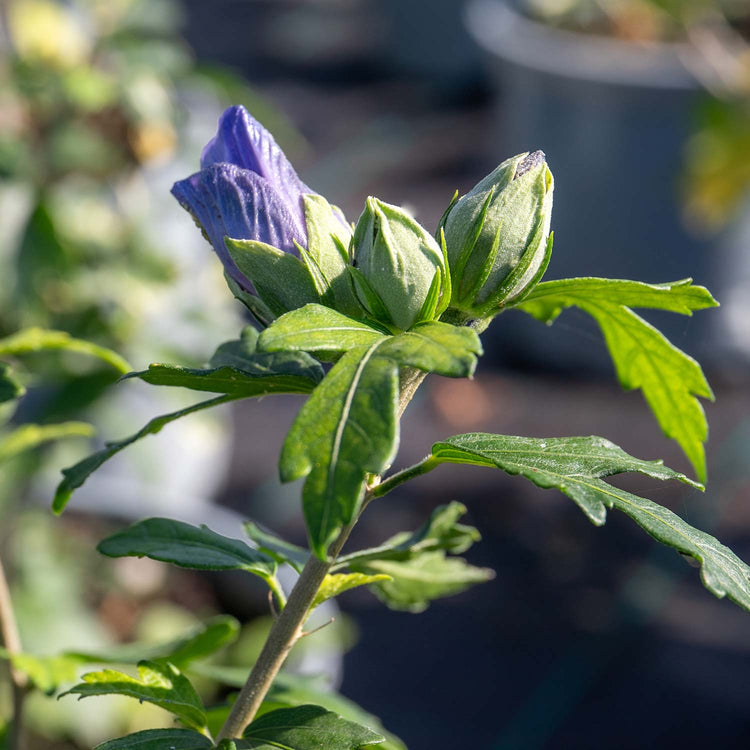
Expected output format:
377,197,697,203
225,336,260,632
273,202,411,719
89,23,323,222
465,0,749,374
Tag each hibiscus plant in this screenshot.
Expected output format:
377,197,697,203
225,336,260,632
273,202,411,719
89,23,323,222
2,105,748,749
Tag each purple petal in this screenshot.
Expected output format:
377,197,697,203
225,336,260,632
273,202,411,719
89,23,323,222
200,105,311,230
171,163,308,293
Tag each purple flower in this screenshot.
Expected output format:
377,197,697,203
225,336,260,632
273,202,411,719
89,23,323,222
171,106,311,293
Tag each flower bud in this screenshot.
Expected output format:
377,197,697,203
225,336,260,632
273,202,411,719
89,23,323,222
350,198,448,331
172,105,353,323
440,151,554,317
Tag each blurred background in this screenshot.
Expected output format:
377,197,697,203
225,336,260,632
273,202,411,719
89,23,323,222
1,0,749,747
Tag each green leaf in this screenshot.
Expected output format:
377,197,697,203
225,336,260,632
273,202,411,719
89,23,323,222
0,362,24,404
430,433,750,612
239,705,384,749
94,729,212,750
53,394,234,513
516,278,717,481
311,573,392,608
280,344,399,559
62,660,207,732
188,670,405,750
208,327,262,367
68,616,241,668
97,518,277,582
351,552,494,613
334,501,481,570
258,304,385,355
226,239,320,317
126,326,323,396
378,322,482,377
518,277,718,319
0,422,95,463
0,328,131,373
243,521,309,573
125,361,320,396
337,503,491,612
0,648,81,694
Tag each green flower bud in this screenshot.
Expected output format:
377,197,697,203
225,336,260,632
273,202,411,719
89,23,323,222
350,198,449,331
440,151,554,318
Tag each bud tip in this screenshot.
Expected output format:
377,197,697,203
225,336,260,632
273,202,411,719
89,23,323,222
514,150,546,180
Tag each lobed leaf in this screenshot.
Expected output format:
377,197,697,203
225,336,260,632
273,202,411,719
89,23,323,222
97,518,277,581
516,277,717,481
53,395,235,513
519,277,718,320
62,660,207,732
280,344,399,559
351,553,493,613
239,705,385,749
430,433,750,612
94,729,212,750
334,501,481,570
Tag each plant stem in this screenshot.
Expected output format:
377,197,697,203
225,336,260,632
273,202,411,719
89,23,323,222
216,367,425,741
372,455,441,498
0,555,26,750
216,523,353,741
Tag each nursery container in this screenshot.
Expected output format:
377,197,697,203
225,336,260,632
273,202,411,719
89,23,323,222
466,0,749,373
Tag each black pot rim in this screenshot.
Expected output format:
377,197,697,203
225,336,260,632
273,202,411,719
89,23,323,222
465,0,700,90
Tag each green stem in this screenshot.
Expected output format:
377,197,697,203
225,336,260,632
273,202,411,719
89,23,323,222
215,366,425,741
0,555,26,750
266,575,287,611
216,522,354,742
372,455,441,498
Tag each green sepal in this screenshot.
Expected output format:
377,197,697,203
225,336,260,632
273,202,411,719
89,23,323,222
414,267,443,325
347,267,396,331
458,216,502,308
296,240,334,303
226,238,320,317
224,272,276,327
434,228,453,317
452,187,496,298
303,194,362,317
